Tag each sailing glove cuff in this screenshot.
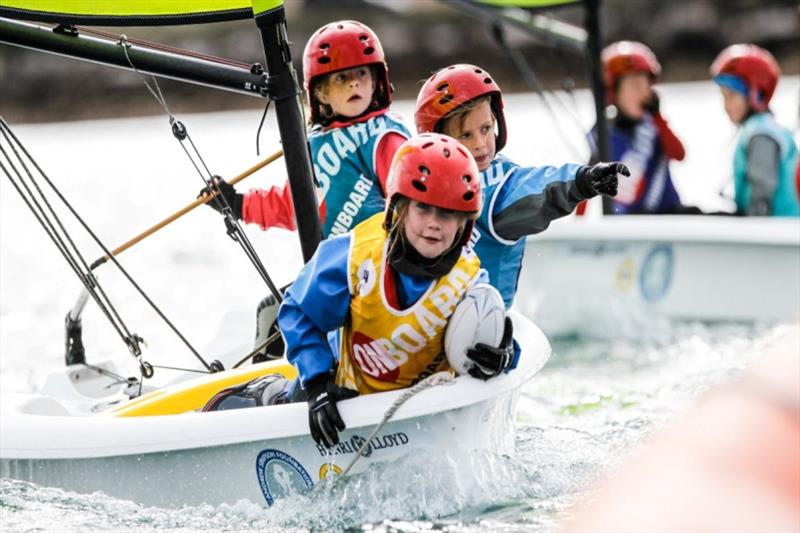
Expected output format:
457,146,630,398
306,374,358,448
199,176,243,219
466,316,515,380
576,162,630,198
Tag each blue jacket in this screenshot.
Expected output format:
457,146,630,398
590,114,682,214
471,155,588,308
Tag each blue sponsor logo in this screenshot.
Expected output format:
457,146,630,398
256,449,313,506
639,244,674,302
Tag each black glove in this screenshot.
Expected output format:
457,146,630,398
576,162,630,198
199,176,243,219
643,89,660,115
306,374,358,448
466,316,515,380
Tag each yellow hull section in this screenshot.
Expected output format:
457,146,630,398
109,359,297,417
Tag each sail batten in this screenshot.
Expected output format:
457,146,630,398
0,0,283,26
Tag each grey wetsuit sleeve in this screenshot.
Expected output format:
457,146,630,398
745,134,781,216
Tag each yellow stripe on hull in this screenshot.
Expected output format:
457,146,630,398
109,359,296,417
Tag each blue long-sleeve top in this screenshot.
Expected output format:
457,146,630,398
278,233,503,388
471,156,590,308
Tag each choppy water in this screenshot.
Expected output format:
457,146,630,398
1,80,798,532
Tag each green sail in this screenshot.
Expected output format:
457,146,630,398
0,0,284,26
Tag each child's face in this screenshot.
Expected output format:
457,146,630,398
615,72,652,120
720,87,748,124
404,200,464,259
442,100,496,171
317,66,375,118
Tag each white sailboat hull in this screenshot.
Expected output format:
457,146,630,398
514,216,800,336
1,313,549,508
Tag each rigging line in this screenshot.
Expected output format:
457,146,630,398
150,364,209,374
256,98,272,156
223,212,283,301
232,329,282,368
491,22,586,160
184,132,213,179
552,44,589,133
0,147,133,347
118,33,281,312
77,26,252,69
0,124,136,342
0,119,211,371
119,35,173,117
120,33,214,183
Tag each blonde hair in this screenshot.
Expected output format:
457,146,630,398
440,95,494,136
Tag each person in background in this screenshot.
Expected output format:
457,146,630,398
279,134,517,448
200,20,411,357
415,64,629,308
710,43,800,217
589,41,694,215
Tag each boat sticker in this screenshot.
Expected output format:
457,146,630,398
314,431,409,457
256,449,313,506
615,258,635,292
639,244,674,302
319,462,343,480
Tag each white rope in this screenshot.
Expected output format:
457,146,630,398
339,371,456,477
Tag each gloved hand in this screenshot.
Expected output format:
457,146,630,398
306,374,358,448
199,176,243,219
642,89,660,115
466,316,515,380
576,162,630,198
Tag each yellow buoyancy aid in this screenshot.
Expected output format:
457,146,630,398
336,213,480,394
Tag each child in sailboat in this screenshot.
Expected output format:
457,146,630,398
414,64,629,308
201,20,411,356
278,134,516,447
710,43,799,216
588,41,691,215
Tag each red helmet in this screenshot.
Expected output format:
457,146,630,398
602,41,661,101
384,134,482,232
414,64,507,152
710,44,780,112
302,20,391,124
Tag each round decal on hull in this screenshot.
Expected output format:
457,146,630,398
639,244,674,302
256,449,314,506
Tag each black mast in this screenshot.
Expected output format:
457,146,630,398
253,4,322,262
584,0,612,213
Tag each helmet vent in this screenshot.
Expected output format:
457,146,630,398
320,43,330,50
474,68,483,74
412,180,427,192
318,56,331,64
436,82,449,92
462,174,472,183
442,148,451,158
456,146,469,158
483,77,493,84
337,24,344,29
418,165,430,176
463,191,475,201
363,46,375,55
421,142,434,150
359,34,368,41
